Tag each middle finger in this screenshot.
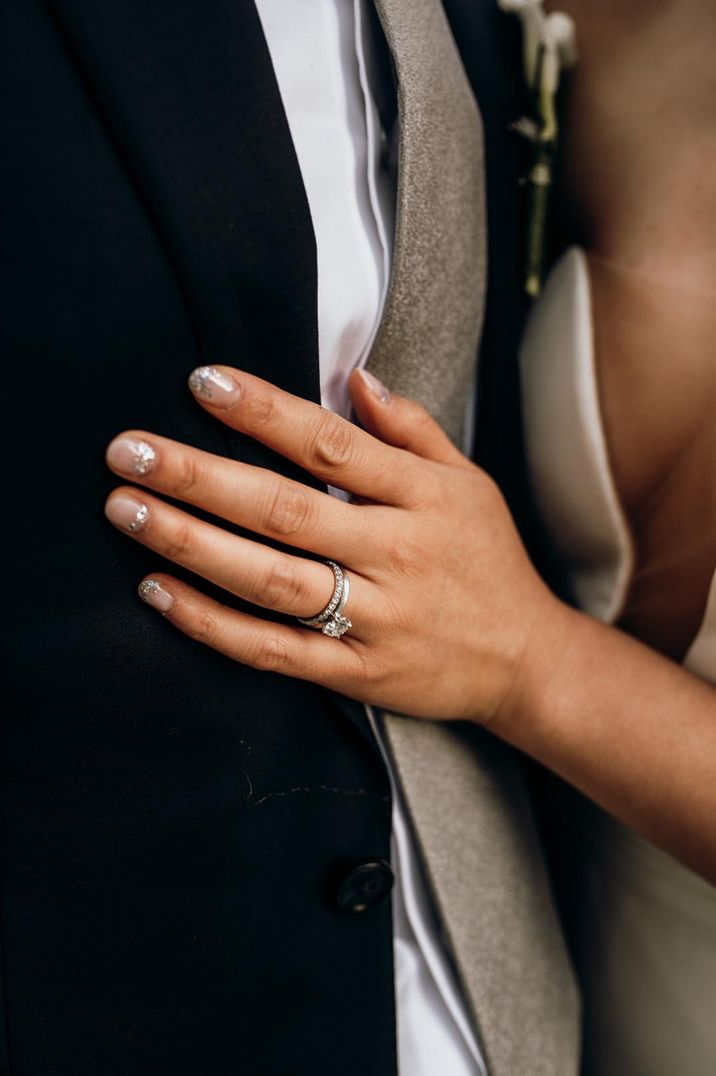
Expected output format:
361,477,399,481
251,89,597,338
105,431,381,563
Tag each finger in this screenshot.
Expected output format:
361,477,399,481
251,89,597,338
104,486,373,628
348,368,469,467
186,364,422,505
105,431,382,563
134,572,368,692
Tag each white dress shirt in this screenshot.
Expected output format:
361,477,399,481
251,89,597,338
254,2,486,1072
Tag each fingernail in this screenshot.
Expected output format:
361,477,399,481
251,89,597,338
358,369,391,403
105,494,150,533
138,578,175,613
188,365,239,407
106,437,157,477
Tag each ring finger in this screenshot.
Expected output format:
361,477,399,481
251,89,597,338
104,486,371,630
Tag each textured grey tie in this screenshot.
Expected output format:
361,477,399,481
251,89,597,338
367,3,580,1074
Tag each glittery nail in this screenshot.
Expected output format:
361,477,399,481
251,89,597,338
105,494,150,533
188,365,239,406
138,578,175,613
106,437,157,477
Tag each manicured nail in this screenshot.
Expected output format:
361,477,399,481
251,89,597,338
138,578,175,613
105,494,150,533
358,369,391,403
188,365,239,406
106,436,156,477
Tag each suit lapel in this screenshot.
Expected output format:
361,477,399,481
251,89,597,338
47,0,319,407
368,2,580,1072
369,0,486,446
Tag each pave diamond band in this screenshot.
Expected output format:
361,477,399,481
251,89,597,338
297,560,352,639
298,562,345,626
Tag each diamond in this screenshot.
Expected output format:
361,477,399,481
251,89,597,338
297,561,346,628
323,615,352,639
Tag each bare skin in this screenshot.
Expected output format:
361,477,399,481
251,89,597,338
549,0,716,655
550,0,716,281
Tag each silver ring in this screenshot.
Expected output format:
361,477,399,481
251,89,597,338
298,560,353,638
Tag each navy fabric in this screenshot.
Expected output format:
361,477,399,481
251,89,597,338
1,2,531,1072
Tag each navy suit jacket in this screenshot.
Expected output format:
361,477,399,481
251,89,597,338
1,3,531,1072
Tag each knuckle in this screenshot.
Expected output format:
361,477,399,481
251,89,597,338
389,534,425,577
308,413,355,470
162,520,195,563
410,401,435,430
408,463,441,508
473,466,500,506
169,453,206,499
481,469,500,498
265,482,314,537
250,632,291,672
188,609,219,645
241,388,277,430
348,645,387,692
258,559,306,609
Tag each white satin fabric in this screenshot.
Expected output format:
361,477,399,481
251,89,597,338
520,247,716,1076
254,2,485,1072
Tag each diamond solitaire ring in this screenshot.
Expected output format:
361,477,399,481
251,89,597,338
297,560,352,639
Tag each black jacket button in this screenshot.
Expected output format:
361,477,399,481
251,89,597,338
336,860,394,913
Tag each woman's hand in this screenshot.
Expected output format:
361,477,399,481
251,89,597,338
104,365,561,723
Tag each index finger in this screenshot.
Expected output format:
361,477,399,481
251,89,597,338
187,365,420,505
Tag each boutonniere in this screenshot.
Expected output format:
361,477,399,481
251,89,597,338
498,0,578,297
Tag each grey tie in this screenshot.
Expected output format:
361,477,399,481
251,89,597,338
366,3,580,1074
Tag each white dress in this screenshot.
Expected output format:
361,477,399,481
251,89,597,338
520,247,716,1075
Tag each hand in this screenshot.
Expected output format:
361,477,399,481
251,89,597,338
104,365,562,723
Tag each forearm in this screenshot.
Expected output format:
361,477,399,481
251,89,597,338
491,599,716,883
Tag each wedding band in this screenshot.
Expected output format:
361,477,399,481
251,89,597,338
297,560,353,638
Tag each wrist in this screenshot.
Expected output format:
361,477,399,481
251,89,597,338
486,589,582,742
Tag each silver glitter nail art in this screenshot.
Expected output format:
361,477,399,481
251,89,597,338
133,440,156,476
138,579,159,601
188,365,235,400
128,503,149,532
189,365,216,398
